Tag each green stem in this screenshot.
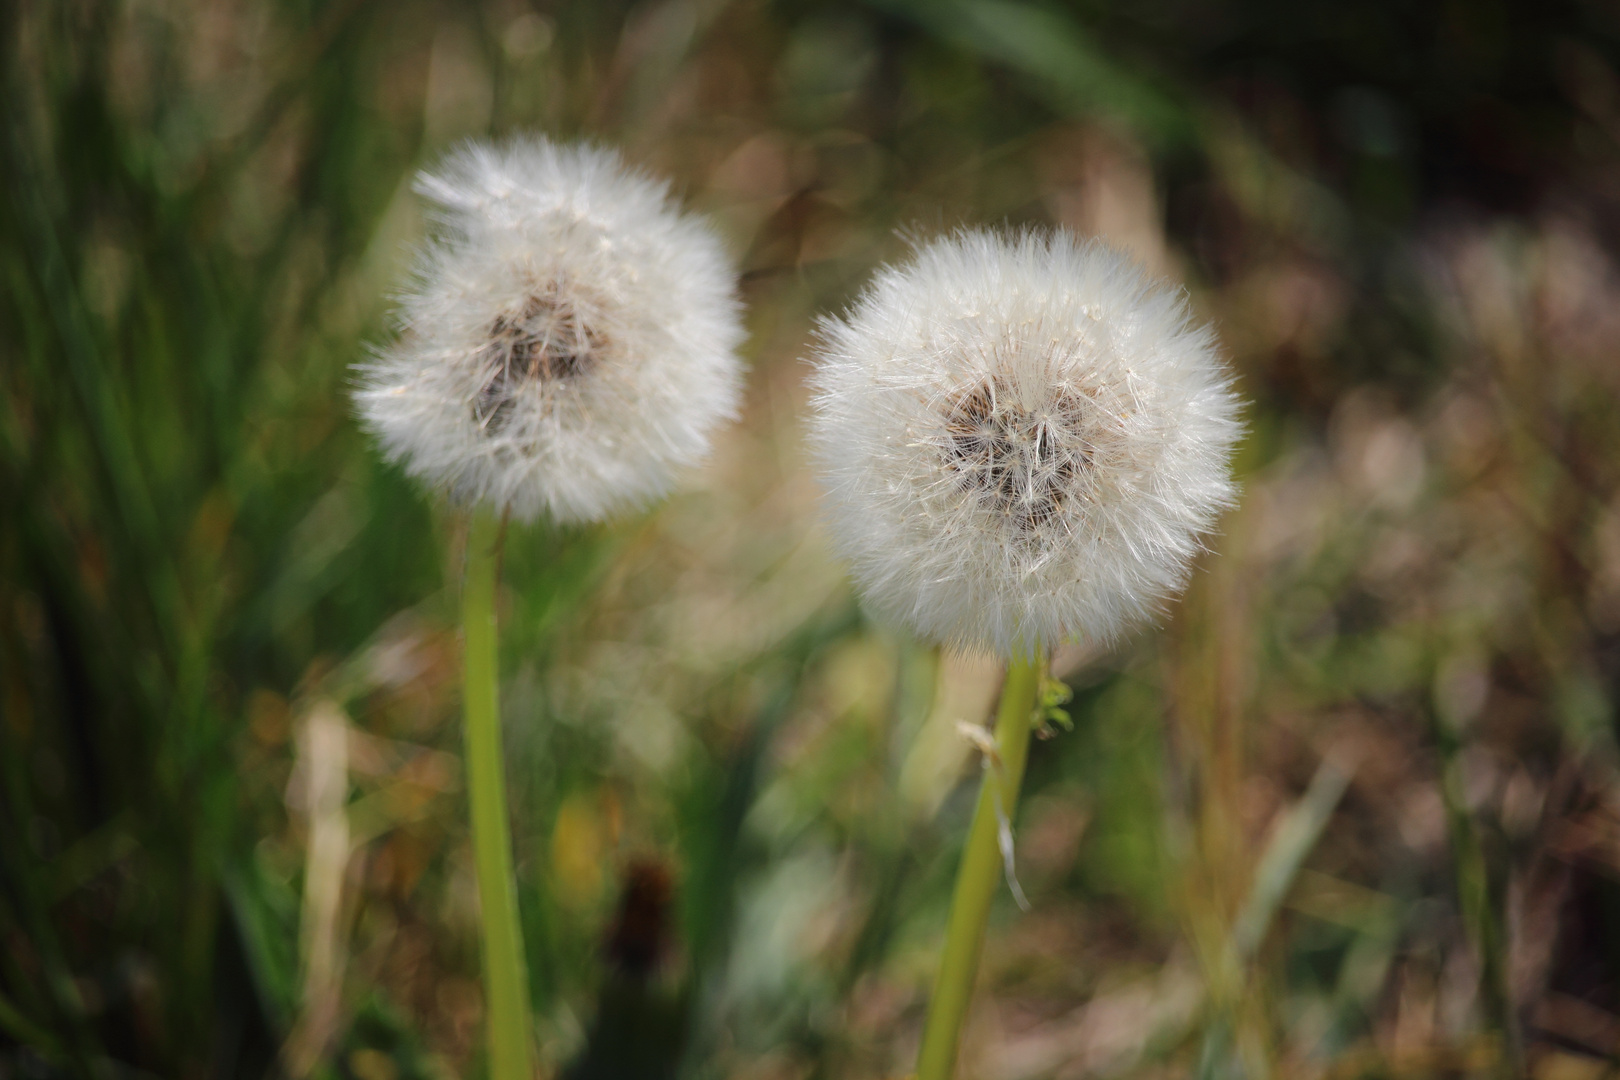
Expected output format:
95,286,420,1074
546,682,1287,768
1432,713,1518,1076
462,507,534,1080
916,655,1045,1080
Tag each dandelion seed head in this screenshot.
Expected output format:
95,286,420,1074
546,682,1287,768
808,229,1244,657
355,137,745,524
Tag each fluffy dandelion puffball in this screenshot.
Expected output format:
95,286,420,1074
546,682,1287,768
808,229,1243,657
356,138,745,525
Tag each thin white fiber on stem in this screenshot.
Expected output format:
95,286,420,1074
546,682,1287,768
808,228,1243,658
356,137,745,525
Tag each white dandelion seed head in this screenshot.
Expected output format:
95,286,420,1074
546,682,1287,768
355,137,746,525
808,228,1244,658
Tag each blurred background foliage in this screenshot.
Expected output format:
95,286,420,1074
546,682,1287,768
6,0,1620,1077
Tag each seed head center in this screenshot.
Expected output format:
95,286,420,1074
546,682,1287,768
943,379,1091,534
473,288,605,432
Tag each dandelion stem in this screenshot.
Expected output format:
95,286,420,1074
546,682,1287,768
916,654,1045,1080
461,507,534,1080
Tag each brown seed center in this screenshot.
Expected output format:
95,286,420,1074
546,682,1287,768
943,378,1091,535
473,288,605,432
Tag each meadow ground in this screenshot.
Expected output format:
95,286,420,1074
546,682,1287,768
6,2,1620,1077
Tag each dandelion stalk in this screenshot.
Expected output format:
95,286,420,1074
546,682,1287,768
916,654,1044,1080
461,506,533,1080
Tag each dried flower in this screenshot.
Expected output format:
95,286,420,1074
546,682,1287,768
808,229,1243,657
356,138,745,524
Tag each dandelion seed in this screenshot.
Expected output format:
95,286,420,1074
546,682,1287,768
808,228,1243,658
356,137,746,524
